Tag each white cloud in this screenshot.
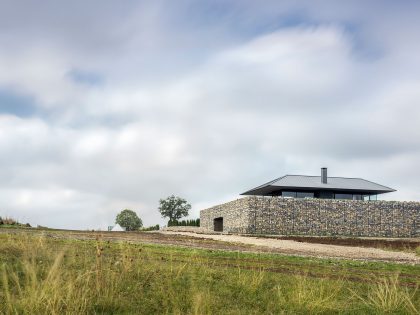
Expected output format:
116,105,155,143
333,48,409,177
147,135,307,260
0,1,419,229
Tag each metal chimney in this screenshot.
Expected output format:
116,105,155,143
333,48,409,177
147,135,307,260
321,168,327,184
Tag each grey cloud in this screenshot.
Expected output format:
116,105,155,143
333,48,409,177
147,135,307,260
0,1,419,229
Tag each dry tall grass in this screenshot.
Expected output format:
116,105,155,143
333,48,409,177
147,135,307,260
351,274,419,314
0,233,419,314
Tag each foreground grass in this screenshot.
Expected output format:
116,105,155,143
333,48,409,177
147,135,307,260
0,233,419,314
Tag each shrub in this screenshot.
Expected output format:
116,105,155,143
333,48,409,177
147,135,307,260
168,219,200,227
0,217,28,227
142,224,160,231
2,217,17,225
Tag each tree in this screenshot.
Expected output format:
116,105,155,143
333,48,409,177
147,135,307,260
158,195,191,223
115,209,142,231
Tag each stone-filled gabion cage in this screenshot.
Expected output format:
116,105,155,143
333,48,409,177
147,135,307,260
200,196,420,237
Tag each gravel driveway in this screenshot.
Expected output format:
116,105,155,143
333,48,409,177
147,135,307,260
161,231,420,264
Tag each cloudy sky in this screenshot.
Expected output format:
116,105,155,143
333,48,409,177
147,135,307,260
0,0,419,229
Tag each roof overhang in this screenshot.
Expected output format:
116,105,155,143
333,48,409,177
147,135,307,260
241,185,396,196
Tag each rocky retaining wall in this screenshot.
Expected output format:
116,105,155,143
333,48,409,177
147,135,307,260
200,197,419,237
200,198,252,234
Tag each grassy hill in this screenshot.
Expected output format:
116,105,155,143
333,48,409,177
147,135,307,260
0,231,419,314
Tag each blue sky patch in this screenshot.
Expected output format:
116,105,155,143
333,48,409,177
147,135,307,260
68,69,104,86
0,89,38,118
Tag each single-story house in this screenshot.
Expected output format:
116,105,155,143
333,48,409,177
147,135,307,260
200,168,419,237
241,168,395,200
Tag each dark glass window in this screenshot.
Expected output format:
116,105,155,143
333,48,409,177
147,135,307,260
334,193,353,200
319,191,334,199
296,192,314,198
353,194,362,200
363,195,377,201
282,191,297,198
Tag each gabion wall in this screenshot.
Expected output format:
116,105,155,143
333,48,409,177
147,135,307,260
200,198,251,234
200,196,419,237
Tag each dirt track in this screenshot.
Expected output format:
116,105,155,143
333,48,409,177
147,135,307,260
160,231,420,264
1,228,419,264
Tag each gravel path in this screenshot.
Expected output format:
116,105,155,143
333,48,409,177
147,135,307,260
161,231,420,264
2,228,418,264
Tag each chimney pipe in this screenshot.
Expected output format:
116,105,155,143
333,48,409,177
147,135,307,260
321,168,327,184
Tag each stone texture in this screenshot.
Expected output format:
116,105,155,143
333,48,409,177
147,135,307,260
200,198,251,234
200,197,420,237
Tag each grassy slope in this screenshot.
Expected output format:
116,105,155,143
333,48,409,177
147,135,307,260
0,233,419,315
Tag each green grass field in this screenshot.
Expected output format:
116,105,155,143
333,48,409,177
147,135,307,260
0,232,419,314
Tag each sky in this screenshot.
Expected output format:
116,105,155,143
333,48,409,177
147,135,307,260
0,0,419,229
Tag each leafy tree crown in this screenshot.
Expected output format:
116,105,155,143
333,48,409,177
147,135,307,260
158,195,191,222
115,209,143,231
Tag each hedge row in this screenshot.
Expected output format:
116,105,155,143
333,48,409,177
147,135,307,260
168,219,200,227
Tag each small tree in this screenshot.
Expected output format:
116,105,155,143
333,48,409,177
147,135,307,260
115,209,142,231
158,195,191,224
